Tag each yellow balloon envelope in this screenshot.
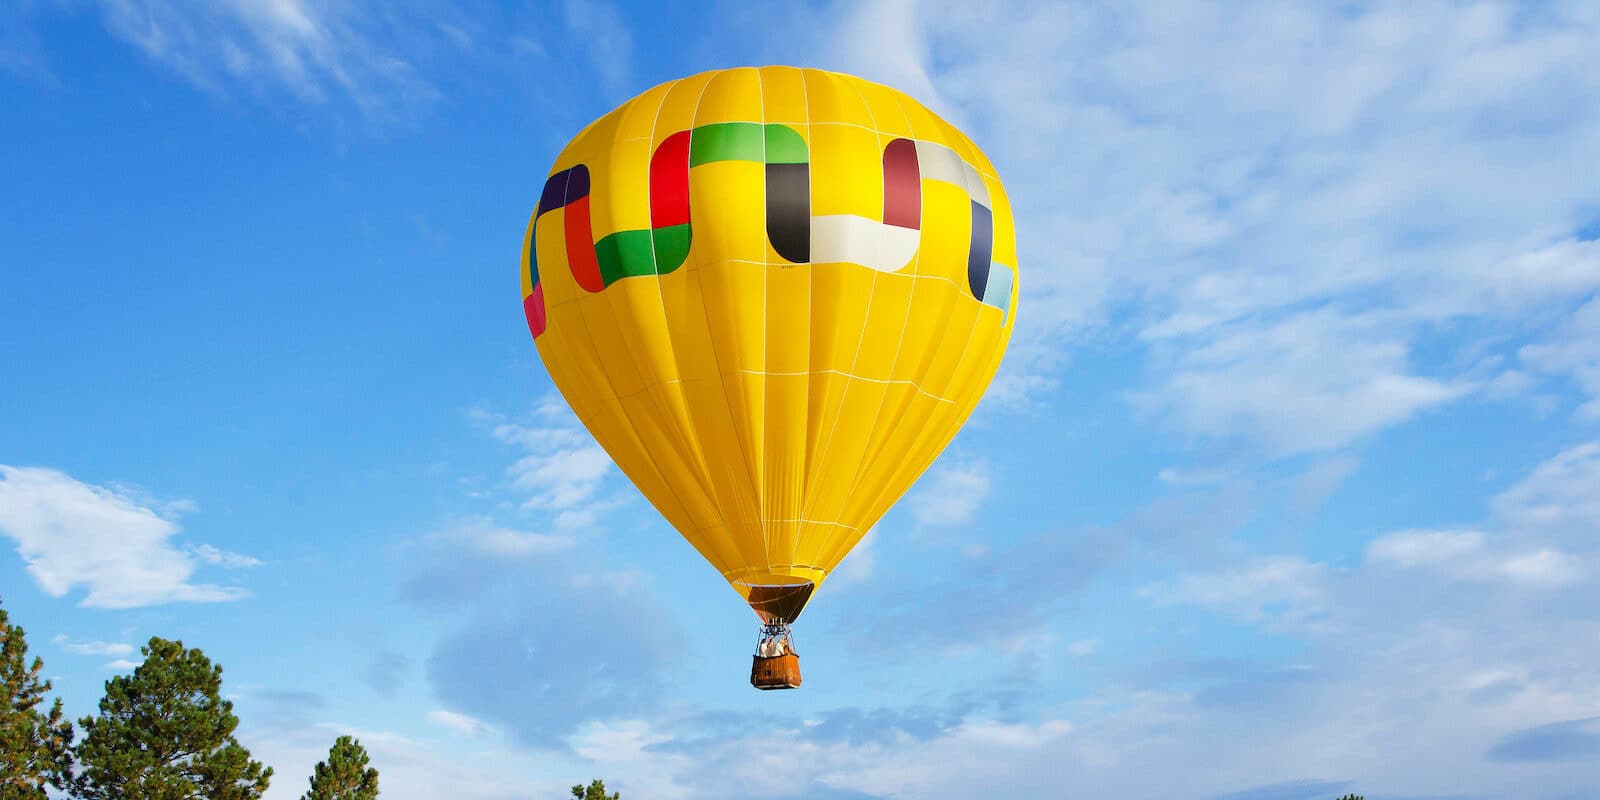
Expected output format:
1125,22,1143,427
520,66,1017,641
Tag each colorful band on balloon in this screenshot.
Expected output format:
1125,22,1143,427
524,125,1013,338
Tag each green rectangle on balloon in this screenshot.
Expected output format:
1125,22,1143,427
652,224,692,274
595,229,657,285
690,122,765,166
763,124,808,164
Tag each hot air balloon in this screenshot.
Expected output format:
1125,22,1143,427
520,66,1017,689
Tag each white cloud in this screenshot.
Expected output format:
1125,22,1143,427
91,0,439,112
192,543,264,569
440,522,572,559
1142,309,1471,455
1366,529,1489,568
715,439,1600,800
907,459,992,527
1139,555,1328,627
250,720,561,800
1461,238,1600,306
1493,441,1600,540
54,635,134,657
827,529,876,588
400,520,574,609
1521,297,1600,418
473,403,616,520
507,447,612,511
0,466,253,608
1155,466,1235,487
1499,549,1584,587
426,709,498,738
1367,529,1585,588
1371,443,1600,589
791,0,1600,453
103,658,140,671
570,718,671,758
1066,638,1100,657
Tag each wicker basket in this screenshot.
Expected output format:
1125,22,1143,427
750,653,802,690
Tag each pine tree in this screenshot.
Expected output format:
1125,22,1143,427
0,599,73,797
1335,795,1365,800
73,636,272,800
570,778,620,800
302,735,378,800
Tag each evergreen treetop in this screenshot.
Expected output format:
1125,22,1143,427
302,735,379,800
571,778,620,800
0,599,74,798
73,636,272,800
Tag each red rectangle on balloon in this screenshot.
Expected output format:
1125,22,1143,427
651,130,692,230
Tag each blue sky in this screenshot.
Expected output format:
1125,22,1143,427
3,1,1600,798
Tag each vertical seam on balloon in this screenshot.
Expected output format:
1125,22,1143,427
798,68,821,579
636,82,721,514
798,72,883,562
601,87,724,543
753,66,774,574
794,67,816,578
644,76,742,573
825,89,926,572
857,115,998,532
672,83,756,575
687,69,765,564
553,122,699,542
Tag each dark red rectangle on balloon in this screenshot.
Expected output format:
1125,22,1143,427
882,138,921,230
651,131,692,229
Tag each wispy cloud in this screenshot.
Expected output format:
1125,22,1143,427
906,458,991,528
1367,529,1584,588
426,709,499,738
795,0,1600,456
471,402,617,524
0,1,52,82
1140,309,1472,456
91,0,441,112
0,466,254,608
423,566,679,749
400,519,573,610
396,508,677,750
560,0,632,99
1207,780,1353,800
847,525,1124,654
1493,440,1600,546
1140,555,1331,629
1521,296,1600,418
191,543,264,569
53,634,134,657
247,719,559,800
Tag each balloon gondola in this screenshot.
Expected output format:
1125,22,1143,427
520,67,1018,688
